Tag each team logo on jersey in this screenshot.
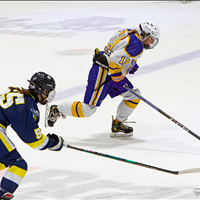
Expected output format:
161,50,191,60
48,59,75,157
31,108,40,121
33,114,37,121
31,108,39,116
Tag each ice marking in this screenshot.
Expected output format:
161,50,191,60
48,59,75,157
53,49,200,102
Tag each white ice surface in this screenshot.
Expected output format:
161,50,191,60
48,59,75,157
0,1,200,199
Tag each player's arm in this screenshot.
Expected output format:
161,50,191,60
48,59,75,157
26,126,64,151
11,112,64,151
92,29,129,69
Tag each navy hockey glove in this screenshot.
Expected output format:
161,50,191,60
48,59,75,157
111,72,128,91
129,63,139,74
93,48,109,69
47,133,64,151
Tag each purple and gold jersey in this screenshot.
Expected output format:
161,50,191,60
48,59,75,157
105,29,144,76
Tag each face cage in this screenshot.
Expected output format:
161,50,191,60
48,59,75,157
46,90,56,103
39,90,56,105
142,35,159,50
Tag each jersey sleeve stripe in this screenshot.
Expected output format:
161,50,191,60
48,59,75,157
0,128,16,152
26,134,49,150
108,35,127,51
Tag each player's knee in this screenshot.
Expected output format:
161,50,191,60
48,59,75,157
0,149,28,171
134,88,141,96
12,157,28,172
8,157,28,183
1,157,27,194
82,103,97,117
124,88,141,101
0,150,28,194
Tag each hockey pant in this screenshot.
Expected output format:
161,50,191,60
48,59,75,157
58,89,140,121
58,64,141,121
0,126,27,196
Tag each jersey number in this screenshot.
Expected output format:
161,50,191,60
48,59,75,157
0,92,25,109
34,128,42,139
119,56,130,65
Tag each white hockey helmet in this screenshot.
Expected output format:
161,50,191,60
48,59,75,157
139,20,160,49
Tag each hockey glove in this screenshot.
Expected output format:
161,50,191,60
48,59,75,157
111,72,128,91
93,48,109,69
129,63,139,74
47,133,64,151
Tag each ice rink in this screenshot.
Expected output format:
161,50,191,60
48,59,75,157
0,1,200,199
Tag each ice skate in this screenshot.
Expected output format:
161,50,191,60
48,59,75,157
45,104,66,127
0,192,14,200
110,116,133,137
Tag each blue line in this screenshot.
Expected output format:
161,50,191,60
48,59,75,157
53,49,200,102
134,49,200,77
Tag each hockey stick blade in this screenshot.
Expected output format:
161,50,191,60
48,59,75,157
178,168,200,175
44,104,50,128
63,142,200,175
124,85,200,141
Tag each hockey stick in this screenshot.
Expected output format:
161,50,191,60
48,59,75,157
63,142,200,175
124,85,200,141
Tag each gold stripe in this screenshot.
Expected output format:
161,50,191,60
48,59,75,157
0,132,13,152
0,124,6,129
8,165,27,178
124,99,141,109
71,101,79,117
90,67,104,106
108,35,127,51
26,134,47,149
134,32,141,41
118,30,124,37
0,162,6,171
71,101,85,117
108,61,123,74
92,67,103,105
93,68,107,106
76,102,85,117
29,93,35,100
118,29,128,37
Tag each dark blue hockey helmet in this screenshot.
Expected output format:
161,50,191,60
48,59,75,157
28,71,56,104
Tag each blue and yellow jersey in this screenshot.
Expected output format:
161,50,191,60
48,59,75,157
0,88,54,151
105,29,144,77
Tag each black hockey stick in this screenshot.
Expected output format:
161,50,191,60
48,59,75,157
63,142,200,175
124,85,200,141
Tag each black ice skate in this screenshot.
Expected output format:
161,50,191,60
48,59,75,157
45,104,66,127
110,116,133,137
0,192,14,200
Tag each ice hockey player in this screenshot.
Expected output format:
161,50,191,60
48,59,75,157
45,20,160,138
0,72,64,199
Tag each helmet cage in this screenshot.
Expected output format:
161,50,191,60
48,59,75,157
46,90,56,103
139,22,160,49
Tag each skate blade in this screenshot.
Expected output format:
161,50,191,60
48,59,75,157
110,132,133,138
44,104,50,128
